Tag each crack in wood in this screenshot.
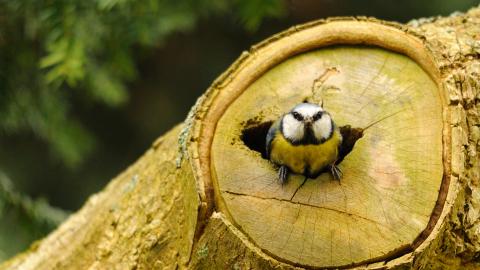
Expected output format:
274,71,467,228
362,109,406,131
289,176,308,201
358,55,389,97
222,189,397,233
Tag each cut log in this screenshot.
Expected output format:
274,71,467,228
3,7,480,270
211,45,445,268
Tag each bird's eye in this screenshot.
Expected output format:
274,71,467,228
313,111,323,121
292,112,303,121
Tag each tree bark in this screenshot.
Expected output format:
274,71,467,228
2,6,480,270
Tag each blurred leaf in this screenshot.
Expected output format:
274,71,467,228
41,37,86,86
86,66,128,106
97,0,130,11
47,120,95,168
0,171,69,262
234,0,286,32
0,171,69,227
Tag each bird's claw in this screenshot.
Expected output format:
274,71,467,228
330,164,343,181
278,165,289,184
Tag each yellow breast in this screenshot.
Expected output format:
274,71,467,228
269,129,341,177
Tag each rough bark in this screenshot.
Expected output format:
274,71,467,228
2,6,480,270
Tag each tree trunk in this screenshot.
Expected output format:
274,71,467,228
2,6,480,270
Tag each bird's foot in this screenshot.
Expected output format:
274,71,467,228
330,164,343,181
278,165,289,184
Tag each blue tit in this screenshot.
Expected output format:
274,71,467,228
266,102,343,183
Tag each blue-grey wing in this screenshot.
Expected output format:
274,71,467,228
266,119,280,159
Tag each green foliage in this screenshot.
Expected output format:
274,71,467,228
0,171,69,262
0,0,285,168
234,0,286,32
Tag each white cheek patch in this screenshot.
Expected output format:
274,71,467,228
282,114,304,142
312,114,332,140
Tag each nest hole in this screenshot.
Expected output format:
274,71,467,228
241,121,364,165
241,121,273,159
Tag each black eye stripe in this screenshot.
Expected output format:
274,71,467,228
313,112,323,120
292,112,303,121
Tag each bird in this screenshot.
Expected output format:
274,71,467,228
266,102,343,184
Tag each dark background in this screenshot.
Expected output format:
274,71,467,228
0,0,478,262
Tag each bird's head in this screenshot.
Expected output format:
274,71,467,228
281,103,334,144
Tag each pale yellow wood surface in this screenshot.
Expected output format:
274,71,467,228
211,46,444,267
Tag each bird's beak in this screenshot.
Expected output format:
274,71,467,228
304,118,313,126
